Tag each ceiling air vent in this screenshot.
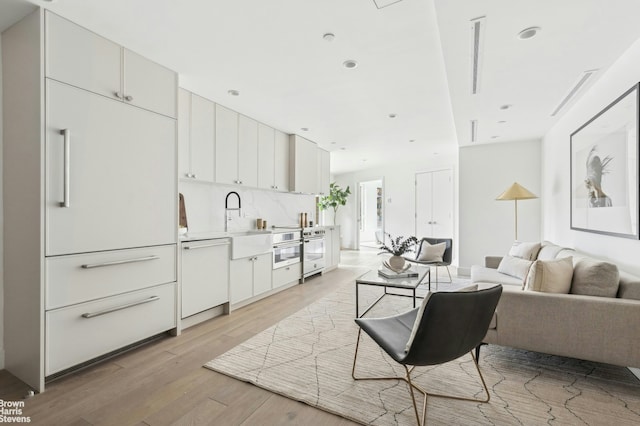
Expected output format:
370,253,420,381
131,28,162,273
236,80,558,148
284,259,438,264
470,119,478,143
551,69,598,117
470,16,486,95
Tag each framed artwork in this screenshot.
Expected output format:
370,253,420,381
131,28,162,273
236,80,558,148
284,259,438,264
570,83,639,239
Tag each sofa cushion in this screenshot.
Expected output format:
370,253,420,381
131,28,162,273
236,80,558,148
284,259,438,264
537,242,566,261
525,257,573,293
417,241,446,262
471,265,524,287
570,258,619,298
508,241,541,260
497,255,533,281
618,271,640,300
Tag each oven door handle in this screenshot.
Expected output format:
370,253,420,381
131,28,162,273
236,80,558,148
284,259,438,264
274,241,302,249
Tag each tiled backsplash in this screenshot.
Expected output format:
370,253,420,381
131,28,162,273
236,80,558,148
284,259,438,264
178,182,317,233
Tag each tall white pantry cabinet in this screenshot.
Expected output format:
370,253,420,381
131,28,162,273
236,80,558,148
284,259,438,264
2,10,178,392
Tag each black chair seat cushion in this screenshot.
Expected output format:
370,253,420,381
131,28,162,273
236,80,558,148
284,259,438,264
355,308,418,363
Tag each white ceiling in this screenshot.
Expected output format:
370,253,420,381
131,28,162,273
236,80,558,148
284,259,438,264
4,0,640,174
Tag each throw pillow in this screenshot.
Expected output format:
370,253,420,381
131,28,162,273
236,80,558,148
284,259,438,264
417,241,446,262
524,256,573,293
570,258,620,298
497,255,533,281
536,242,567,261
508,241,542,261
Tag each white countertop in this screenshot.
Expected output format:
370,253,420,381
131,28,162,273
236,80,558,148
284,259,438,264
179,229,274,242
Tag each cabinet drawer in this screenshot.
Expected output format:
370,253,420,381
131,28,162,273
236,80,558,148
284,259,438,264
46,282,176,376
46,245,176,309
273,263,301,288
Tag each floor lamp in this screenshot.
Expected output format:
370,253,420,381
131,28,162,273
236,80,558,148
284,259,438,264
496,182,538,241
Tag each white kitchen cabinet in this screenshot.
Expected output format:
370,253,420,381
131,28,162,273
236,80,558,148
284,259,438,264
238,115,258,187
45,11,176,118
324,226,341,271
317,148,330,196
178,89,215,181
3,9,178,392
274,130,290,191
289,135,318,194
45,80,176,256
257,123,276,190
258,126,290,191
273,263,302,289
181,239,230,318
215,104,239,185
230,253,272,305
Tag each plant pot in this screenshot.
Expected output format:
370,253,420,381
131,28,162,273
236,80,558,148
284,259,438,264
388,255,405,271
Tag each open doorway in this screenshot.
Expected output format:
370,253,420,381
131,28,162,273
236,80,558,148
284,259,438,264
358,179,384,249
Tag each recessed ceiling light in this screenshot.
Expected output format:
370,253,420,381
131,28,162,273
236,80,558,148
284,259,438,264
433,152,440,156
409,139,415,143
388,113,397,118
499,104,512,110
323,33,335,42
301,127,309,132
340,147,346,151
517,26,541,40
331,141,337,144
228,89,240,96
491,135,500,139
498,120,507,124
362,159,368,162
343,60,358,69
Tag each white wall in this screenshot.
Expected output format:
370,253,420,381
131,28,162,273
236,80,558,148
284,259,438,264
333,153,457,252
458,139,541,274
0,33,4,369
542,38,640,275
178,182,316,234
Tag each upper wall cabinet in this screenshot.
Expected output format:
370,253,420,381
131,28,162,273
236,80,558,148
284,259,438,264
289,135,318,194
178,89,215,182
258,125,290,191
215,106,258,187
45,12,177,118
317,148,330,196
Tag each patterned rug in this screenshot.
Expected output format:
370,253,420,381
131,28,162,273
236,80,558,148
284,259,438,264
205,280,640,425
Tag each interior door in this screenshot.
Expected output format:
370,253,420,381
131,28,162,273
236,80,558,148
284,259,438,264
415,170,453,238
46,80,176,256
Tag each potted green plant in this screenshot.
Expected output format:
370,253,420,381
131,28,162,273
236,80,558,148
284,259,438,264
379,233,418,271
318,182,351,225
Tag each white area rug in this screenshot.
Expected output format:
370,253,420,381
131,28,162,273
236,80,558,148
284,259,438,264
205,281,640,425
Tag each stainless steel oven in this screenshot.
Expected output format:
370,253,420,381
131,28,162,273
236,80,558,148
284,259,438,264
302,228,326,278
272,230,302,269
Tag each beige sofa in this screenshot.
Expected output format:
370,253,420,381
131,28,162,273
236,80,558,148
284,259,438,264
471,242,640,368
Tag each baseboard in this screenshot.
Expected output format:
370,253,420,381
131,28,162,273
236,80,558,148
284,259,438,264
629,367,640,381
181,305,228,330
0,348,4,370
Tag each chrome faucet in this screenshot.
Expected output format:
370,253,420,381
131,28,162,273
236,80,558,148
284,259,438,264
224,191,241,232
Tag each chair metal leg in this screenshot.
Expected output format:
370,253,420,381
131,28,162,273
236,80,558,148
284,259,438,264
353,330,491,425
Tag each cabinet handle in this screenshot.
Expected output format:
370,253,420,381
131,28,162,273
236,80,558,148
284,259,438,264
60,129,71,208
81,255,159,269
184,241,229,250
114,92,124,99
81,296,159,319
124,95,134,102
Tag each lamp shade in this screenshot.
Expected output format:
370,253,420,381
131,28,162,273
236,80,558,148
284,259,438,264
496,182,537,201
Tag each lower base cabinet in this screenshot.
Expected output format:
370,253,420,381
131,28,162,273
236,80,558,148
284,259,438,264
230,253,272,305
181,239,230,318
273,263,302,288
46,282,176,375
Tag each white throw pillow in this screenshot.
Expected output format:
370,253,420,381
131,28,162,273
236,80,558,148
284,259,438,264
525,256,573,293
497,255,533,281
508,241,542,261
417,242,446,262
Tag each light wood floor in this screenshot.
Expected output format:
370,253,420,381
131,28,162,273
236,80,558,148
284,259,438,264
0,249,382,425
